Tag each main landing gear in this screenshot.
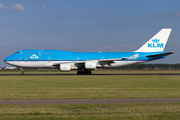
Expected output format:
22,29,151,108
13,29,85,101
77,69,92,75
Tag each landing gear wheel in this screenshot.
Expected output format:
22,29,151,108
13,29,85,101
77,70,92,75
84,70,92,75
21,71,24,75
77,71,85,75
77,70,83,75
89,71,92,75
84,71,88,75
77,71,81,75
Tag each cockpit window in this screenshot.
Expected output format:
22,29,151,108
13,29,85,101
15,52,19,54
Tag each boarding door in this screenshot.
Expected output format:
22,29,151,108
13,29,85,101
39,50,43,56
25,57,28,63
48,57,51,63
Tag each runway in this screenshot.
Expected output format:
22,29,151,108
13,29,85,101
0,73,179,76
1,98,180,105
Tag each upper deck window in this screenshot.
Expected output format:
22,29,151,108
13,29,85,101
43,52,52,54
26,52,38,54
15,52,19,54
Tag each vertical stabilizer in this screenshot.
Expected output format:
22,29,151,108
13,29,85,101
135,29,172,52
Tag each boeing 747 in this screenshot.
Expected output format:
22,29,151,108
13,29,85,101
4,29,174,74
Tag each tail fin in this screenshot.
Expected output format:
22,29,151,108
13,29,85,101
135,28,172,52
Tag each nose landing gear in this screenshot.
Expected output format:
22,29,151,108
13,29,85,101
20,71,24,75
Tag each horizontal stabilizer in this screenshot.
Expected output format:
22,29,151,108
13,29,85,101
145,52,175,57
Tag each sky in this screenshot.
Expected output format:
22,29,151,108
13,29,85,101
1,0,180,67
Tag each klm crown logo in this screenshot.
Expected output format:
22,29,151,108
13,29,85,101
30,54,39,59
148,38,164,48
152,38,160,43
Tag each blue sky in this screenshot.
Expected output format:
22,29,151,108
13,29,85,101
1,0,180,66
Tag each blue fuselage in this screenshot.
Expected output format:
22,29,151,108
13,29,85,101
4,50,167,62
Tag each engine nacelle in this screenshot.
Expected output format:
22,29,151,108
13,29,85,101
85,61,96,70
60,64,71,72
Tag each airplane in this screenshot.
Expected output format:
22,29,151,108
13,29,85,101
4,28,174,75
5,66,17,70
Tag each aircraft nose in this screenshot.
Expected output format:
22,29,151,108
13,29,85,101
4,56,11,63
4,57,9,63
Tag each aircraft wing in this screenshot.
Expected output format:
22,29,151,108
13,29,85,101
98,54,139,64
52,61,86,66
53,54,139,66
99,58,125,62
52,59,121,66
145,52,175,57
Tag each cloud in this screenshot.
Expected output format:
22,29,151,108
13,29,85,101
42,6,45,9
11,4,25,11
175,12,180,17
0,3,8,9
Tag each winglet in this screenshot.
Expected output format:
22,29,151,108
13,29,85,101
135,29,172,52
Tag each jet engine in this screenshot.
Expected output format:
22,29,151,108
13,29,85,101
85,61,96,70
60,64,71,72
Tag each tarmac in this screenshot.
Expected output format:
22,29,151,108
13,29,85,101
0,73,179,76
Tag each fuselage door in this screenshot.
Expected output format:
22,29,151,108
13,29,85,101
48,57,51,63
39,50,43,56
25,57,28,63
76,56,80,61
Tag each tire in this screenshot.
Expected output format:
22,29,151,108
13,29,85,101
89,71,92,75
21,71,24,75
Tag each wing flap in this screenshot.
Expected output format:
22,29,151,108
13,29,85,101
99,54,139,64
99,58,124,62
52,61,85,66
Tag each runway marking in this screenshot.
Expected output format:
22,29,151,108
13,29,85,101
0,99,180,105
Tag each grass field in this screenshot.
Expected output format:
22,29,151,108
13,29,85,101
1,103,180,120
0,74,180,99
0,70,180,119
